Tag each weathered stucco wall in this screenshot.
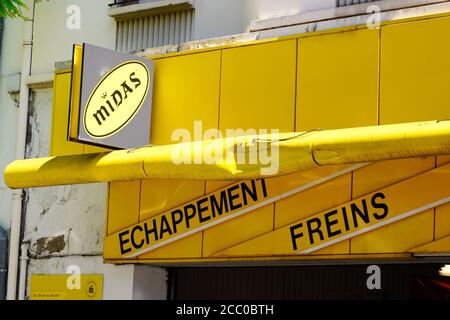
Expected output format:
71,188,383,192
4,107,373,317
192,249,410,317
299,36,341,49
21,88,168,300
23,89,107,258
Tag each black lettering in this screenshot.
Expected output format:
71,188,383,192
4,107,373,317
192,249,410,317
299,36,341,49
130,72,141,88
111,90,123,107
121,81,133,99
260,179,268,198
159,215,173,239
241,180,258,205
144,219,158,243
130,225,144,249
197,198,210,223
324,210,341,238
228,185,242,211
184,204,196,228
106,99,115,112
92,105,110,125
307,217,324,245
342,206,350,231
119,230,131,254
351,200,370,228
372,192,389,220
170,209,183,234
290,223,304,251
210,191,229,218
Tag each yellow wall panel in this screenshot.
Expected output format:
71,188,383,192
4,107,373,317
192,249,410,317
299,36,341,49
352,158,435,198
219,40,297,131
137,233,203,260
435,202,450,240
437,155,450,167
380,16,450,124
297,29,379,131
204,205,273,257
150,51,221,145
138,179,205,259
351,210,434,253
274,174,351,228
204,40,298,258
107,181,140,235
140,180,205,220
351,158,435,253
266,165,348,197
138,50,221,259
50,72,84,156
274,174,351,254
205,181,233,193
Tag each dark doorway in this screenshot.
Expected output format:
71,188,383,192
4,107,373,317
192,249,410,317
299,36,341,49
169,263,450,300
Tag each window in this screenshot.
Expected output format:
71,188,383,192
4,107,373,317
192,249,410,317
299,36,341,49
109,0,194,52
336,0,378,7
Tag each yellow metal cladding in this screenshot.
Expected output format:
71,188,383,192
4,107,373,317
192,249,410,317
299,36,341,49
380,16,450,124
67,45,82,143
297,28,379,131
138,180,205,259
213,163,450,257
136,50,222,259
12,12,450,262
50,71,83,156
150,51,221,145
219,40,296,131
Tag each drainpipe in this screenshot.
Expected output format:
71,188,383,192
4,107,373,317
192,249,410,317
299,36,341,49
6,1,35,300
18,243,29,300
0,17,5,301
0,227,7,300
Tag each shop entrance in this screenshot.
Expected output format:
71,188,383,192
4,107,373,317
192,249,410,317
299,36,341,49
168,263,450,300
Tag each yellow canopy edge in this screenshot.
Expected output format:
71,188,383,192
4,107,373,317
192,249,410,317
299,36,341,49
5,120,450,189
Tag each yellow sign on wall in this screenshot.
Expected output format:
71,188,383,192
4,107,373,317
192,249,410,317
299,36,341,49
30,274,103,300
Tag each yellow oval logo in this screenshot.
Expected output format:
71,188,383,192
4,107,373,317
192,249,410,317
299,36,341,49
84,60,150,138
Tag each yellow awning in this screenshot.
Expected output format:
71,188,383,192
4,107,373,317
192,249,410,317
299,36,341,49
5,120,450,189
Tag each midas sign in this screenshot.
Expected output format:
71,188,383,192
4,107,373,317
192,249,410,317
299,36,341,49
68,43,154,149
104,163,450,259
84,61,150,138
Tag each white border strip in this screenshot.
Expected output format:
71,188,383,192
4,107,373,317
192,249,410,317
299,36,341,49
125,163,369,258
299,196,450,254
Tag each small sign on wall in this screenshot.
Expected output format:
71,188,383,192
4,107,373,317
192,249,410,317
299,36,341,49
30,274,103,300
68,43,154,149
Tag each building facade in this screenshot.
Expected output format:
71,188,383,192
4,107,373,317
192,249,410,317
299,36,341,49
1,0,450,300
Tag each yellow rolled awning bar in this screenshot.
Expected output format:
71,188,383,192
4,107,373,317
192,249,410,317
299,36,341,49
5,120,450,189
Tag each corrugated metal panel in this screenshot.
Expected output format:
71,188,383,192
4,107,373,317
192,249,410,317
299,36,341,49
337,0,378,6
116,9,194,52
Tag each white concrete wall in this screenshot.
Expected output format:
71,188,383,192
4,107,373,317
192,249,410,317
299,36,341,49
258,0,335,19
193,0,249,40
0,17,24,230
31,0,116,75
